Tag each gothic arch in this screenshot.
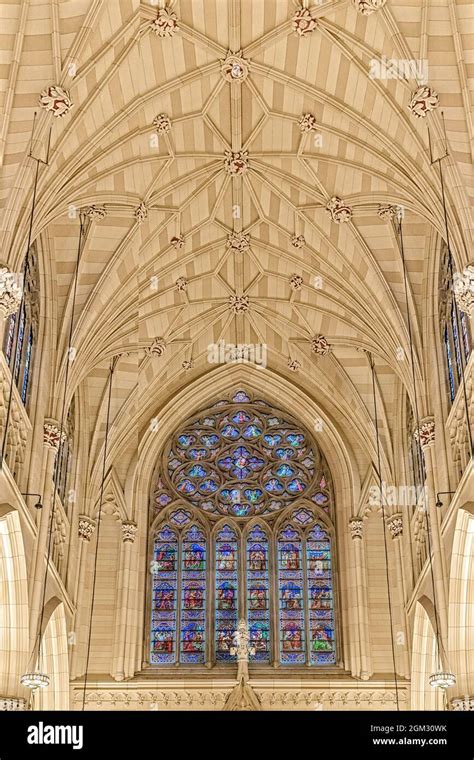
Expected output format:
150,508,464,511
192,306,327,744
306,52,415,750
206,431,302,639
411,597,444,711
35,598,70,710
448,503,474,698
0,504,29,698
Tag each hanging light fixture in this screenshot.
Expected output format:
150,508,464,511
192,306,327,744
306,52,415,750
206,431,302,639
20,671,50,690
429,671,456,689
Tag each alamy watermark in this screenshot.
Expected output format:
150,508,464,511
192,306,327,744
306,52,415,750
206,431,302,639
207,340,267,368
369,482,428,509
369,56,428,84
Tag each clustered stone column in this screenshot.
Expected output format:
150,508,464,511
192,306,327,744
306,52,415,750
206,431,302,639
112,521,138,681
28,420,65,645
70,516,96,679
386,514,411,678
416,417,449,647
349,518,371,679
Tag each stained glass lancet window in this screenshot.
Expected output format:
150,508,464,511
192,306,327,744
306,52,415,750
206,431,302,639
439,246,472,404
2,244,39,408
246,525,270,661
215,524,238,661
307,524,336,664
150,390,337,668
180,525,206,664
278,525,305,664
151,526,178,664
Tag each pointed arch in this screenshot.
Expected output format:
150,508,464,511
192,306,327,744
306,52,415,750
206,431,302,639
411,597,444,711
0,505,29,697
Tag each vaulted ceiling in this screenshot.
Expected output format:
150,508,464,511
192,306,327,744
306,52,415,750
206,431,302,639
0,0,472,491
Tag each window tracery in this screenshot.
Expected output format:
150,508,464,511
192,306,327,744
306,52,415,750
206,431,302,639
149,391,337,667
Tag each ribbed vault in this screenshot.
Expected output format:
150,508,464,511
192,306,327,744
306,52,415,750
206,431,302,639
0,0,472,496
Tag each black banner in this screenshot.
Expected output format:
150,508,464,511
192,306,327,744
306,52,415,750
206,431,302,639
0,710,471,758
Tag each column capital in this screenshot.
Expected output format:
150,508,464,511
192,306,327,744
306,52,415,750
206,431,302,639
0,266,22,319
453,264,474,318
386,514,403,539
450,696,474,711
349,518,364,540
0,697,27,711
122,521,137,543
78,516,96,542
415,416,435,449
43,420,66,451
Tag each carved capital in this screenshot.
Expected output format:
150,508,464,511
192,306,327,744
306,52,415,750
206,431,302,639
43,421,66,451
122,521,138,543
415,416,435,449
349,518,364,540
0,697,27,711
78,516,96,542
387,514,403,539
0,267,22,319
453,264,474,317
450,696,474,711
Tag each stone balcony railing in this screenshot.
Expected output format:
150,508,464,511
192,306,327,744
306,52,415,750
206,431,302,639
0,351,31,479
446,352,473,480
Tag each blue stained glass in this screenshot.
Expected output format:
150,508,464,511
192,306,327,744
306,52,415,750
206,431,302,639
188,464,207,477
21,327,33,403
232,410,251,423
200,434,219,446
151,526,178,664
244,488,263,502
170,509,191,526
13,306,25,384
451,302,463,383
221,424,240,439
275,448,294,460
215,525,238,661
265,478,284,493
444,326,456,402
199,478,218,493
231,504,251,516
177,478,196,494
276,464,295,477
243,424,261,438
188,448,207,460
180,526,206,664
263,434,281,446
246,526,270,661
287,478,305,493
221,488,242,503
278,526,305,664
286,433,304,447
307,524,336,664
178,434,196,447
